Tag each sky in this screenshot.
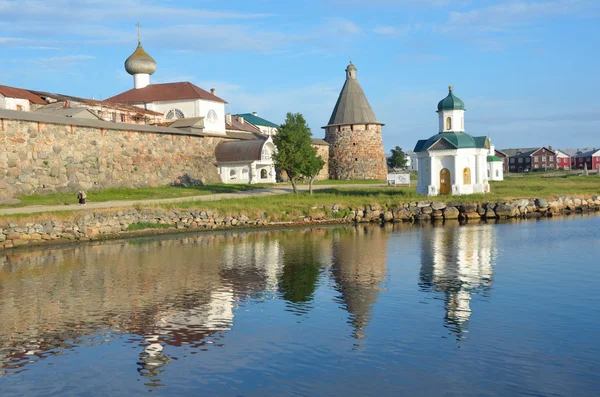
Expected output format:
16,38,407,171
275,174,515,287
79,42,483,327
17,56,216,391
1,0,599,152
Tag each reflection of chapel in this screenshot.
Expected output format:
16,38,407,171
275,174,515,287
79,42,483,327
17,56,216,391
414,87,500,196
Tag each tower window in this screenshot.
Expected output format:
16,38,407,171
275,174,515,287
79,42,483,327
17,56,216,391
355,158,358,161
446,117,452,130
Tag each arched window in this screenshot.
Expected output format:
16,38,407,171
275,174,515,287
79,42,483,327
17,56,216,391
229,169,236,179
261,147,271,161
207,109,218,122
463,167,471,185
242,168,249,179
496,169,499,177
260,169,267,179
446,117,452,130
165,108,185,120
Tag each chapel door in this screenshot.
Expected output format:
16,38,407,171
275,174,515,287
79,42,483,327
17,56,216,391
440,168,451,195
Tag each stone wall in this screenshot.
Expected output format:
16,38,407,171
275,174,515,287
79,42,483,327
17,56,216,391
1,195,598,251
314,144,329,180
0,117,226,199
325,124,387,180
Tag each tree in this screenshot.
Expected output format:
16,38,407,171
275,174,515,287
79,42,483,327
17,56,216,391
273,112,324,195
387,146,407,169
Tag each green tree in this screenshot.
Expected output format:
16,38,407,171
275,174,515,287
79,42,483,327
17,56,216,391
273,112,324,195
387,146,407,169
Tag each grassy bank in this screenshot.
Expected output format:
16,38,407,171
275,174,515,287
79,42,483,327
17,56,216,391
1,184,271,208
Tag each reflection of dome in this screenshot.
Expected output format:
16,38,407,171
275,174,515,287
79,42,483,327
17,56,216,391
437,86,465,111
125,43,157,75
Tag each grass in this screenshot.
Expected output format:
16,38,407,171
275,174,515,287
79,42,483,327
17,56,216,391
0,184,272,208
313,179,385,185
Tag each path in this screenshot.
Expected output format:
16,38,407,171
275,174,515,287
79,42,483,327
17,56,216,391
0,184,386,216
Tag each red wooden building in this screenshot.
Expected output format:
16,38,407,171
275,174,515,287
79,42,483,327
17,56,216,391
573,149,600,171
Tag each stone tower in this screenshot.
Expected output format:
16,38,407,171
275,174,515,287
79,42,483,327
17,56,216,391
323,62,387,180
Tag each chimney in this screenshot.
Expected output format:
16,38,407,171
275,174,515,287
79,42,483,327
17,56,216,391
225,113,232,125
239,116,245,124
63,100,68,108
252,111,257,116
210,88,216,95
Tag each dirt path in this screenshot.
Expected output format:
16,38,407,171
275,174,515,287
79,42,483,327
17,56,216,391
0,184,386,216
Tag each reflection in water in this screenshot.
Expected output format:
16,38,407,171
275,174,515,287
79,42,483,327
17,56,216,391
331,225,388,340
419,223,497,341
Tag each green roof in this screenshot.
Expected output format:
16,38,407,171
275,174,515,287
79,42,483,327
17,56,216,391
487,155,503,162
236,113,279,128
414,132,488,152
437,86,465,111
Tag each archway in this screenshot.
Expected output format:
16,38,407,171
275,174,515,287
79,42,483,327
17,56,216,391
463,167,471,185
440,168,451,195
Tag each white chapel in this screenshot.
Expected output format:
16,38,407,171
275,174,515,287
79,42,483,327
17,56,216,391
414,86,494,196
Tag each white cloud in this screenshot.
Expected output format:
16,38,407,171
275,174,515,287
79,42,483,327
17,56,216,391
36,55,96,69
324,18,361,36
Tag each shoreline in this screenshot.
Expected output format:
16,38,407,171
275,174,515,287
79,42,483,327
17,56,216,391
1,194,599,252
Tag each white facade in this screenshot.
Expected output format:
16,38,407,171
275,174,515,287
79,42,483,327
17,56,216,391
133,73,150,89
487,142,504,181
0,95,32,111
256,125,278,137
416,148,490,196
438,108,465,133
217,139,277,184
137,99,226,135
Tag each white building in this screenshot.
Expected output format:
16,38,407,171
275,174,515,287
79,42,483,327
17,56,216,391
487,138,504,181
0,85,46,111
236,112,279,136
414,86,492,196
215,137,277,184
405,150,418,171
107,36,228,135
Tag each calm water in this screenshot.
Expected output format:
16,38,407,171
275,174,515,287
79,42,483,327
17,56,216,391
0,217,599,396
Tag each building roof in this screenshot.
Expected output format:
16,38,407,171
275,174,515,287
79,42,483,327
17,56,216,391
124,42,157,75
35,106,101,119
106,82,227,104
487,155,503,162
437,86,465,112
227,115,263,134
324,62,381,127
311,138,329,146
236,113,279,128
168,117,205,129
215,138,269,163
499,148,538,157
0,84,46,105
574,148,600,157
414,132,488,152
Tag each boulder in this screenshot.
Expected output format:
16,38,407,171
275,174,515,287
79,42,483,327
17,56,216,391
417,201,431,208
415,213,431,222
421,206,433,215
383,212,394,222
535,198,548,208
431,202,446,211
514,199,530,207
495,203,518,218
394,209,413,221
431,210,444,219
460,203,478,213
484,208,497,219
443,206,460,220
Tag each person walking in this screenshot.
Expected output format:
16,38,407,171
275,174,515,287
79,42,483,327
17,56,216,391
77,191,87,205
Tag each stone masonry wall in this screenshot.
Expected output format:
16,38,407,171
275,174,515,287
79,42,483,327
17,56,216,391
325,124,387,180
1,195,597,251
0,118,225,199
314,144,329,180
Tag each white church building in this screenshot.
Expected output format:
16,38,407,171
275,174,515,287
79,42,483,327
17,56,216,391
414,86,497,196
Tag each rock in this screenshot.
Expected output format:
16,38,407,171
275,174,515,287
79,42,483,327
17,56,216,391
0,198,21,205
6,232,21,240
394,209,413,221
383,212,394,222
484,208,497,219
421,206,433,215
443,206,460,220
431,202,446,211
477,206,486,216
431,210,444,219
415,213,431,222
495,203,518,218
535,198,548,208
417,201,431,208
515,199,530,207
231,219,238,226
573,198,582,206
464,212,480,220
460,203,478,213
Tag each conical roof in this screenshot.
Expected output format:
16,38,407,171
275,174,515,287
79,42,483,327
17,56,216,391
125,42,157,75
325,62,381,127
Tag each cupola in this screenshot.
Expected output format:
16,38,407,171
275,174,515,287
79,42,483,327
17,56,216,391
437,86,465,112
124,24,156,89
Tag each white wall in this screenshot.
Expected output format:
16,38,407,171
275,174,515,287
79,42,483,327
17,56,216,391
438,109,465,132
488,161,504,181
136,98,226,134
0,96,31,111
218,161,276,184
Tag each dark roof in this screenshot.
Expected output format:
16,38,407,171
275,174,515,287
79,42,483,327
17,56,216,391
227,115,263,134
324,63,381,127
574,149,600,157
106,82,227,104
236,113,278,128
225,131,264,140
0,85,46,105
215,139,268,162
311,138,329,146
499,148,537,157
437,86,465,111
414,132,488,152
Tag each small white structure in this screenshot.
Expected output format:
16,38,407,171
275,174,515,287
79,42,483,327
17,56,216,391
486,138,504,181
215,137,277,184
405,150,418,171
387,173,411,186
414,86,491,196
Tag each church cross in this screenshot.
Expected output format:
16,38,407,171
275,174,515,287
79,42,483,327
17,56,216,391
136,22,142,43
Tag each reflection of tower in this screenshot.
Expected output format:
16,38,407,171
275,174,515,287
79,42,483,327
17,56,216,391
331,226,388,339
419,224,497,341
137,334,169,389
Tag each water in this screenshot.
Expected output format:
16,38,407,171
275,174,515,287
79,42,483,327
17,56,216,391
0,216,599,396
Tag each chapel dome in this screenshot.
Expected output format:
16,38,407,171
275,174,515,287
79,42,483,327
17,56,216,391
125,42,157,75
437,86,465,111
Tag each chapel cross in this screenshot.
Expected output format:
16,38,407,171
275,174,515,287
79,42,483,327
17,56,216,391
136,22,142,43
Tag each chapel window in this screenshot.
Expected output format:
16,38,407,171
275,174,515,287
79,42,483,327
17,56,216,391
261,169,268,179
463,167,471,185
165,109,185,120
229,169,236,179
261,147,271,161
446,117,452,130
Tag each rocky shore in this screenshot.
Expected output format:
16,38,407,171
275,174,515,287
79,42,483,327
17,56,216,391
1,195,599,251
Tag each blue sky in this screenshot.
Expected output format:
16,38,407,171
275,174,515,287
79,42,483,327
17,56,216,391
1,0,599,151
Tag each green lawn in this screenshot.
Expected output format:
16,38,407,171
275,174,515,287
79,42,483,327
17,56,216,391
1,184,271,208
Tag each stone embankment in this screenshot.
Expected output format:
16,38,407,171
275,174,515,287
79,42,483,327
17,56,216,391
1,195,599,251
